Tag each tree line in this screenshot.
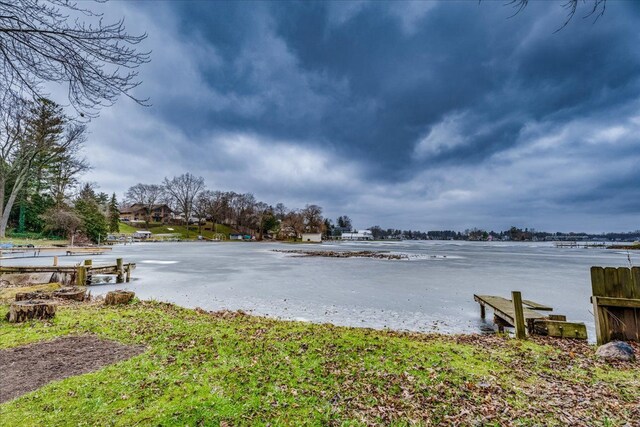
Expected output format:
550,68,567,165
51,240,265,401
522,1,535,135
125,177,326,240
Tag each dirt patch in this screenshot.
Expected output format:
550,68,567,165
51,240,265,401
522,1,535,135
0,335,145,403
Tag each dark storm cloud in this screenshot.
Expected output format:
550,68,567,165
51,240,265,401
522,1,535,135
155,2,637,173
84,1,640,232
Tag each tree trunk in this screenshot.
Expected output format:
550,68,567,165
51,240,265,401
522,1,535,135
15,291,53,301
104,290,135,305
7,300,56,322
53,287,87,301
0,172,27,238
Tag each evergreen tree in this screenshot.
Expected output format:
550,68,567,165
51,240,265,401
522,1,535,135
74,184,108,243
108,193,120,233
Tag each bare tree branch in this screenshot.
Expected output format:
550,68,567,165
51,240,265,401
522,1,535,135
0,0,150,118
497,0,607,31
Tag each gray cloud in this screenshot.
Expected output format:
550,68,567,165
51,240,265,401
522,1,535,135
81,1,640,232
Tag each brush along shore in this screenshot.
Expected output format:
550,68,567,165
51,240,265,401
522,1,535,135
0,301,638,426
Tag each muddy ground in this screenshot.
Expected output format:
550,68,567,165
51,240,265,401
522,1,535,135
0,335,144,403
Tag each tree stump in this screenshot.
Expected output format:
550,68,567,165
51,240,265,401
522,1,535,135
7,300,56,323
53,287,87,301
15,291,53,301
104,290,135,306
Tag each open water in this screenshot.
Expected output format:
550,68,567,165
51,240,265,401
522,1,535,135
7,240,639,340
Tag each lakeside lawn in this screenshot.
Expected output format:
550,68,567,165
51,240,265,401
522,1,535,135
1,301,638,426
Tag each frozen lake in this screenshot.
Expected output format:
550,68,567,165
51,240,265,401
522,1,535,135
6,240,639,340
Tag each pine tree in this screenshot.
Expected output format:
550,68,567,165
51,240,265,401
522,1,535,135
108,193,120,233
75,184,108,243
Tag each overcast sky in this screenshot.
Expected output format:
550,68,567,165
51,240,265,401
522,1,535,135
80,1,640,233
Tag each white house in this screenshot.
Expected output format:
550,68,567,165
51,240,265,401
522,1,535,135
132,230,153,239
301,232,322,243
341,230,373,241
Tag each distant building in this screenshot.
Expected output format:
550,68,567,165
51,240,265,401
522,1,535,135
120,204,173,223
341,230,373,241
301,232,322,243
132,230,153,239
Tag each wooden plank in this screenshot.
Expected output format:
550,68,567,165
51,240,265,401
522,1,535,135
591,267,606,297
618,268,634,299
0,263,135,275
474,294,546,329
512,291,526,339
0,266,79,273
533,320,587,340
618,268,638,340
593,296,608,345
522,300,553,311
548,314,567,321
594,296,640,309
604,267,620,297
631,267,640,299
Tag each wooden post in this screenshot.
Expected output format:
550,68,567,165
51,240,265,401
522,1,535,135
53,256,58,266
480,303,486,319
512,291,526,339
591,267,609,345
116,258,124,283
126,263,131,282
76,266,86,286
84,259,93,285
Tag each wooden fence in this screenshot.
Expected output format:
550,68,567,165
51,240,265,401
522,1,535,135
591,266,640,345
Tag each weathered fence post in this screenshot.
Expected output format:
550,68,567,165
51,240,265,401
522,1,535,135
53,256,58,266
116,258,124,283
76,266,86,286
84,259,92,285
512,291,526,339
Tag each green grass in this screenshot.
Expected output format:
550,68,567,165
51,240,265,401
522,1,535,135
146,222,235,239
0,302,638,426
116,222,138,234
0,237,69,247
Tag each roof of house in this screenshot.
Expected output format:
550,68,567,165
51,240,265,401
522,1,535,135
121,204,172,214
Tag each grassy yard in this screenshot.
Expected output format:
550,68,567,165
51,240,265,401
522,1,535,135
0,301,638,426
0,237,68,247
120,222,235,239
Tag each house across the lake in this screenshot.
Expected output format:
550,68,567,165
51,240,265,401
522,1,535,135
120,204,173,223
132,230,153,239
341,230,373,241
301,232,322,243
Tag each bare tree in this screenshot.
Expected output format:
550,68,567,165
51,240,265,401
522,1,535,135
163,173,205,228
301,204,323,233
125,183,164,229
0,0,150,117
45,123,90,206
40,207,81,239
206,190,230,229
193,190,213,235
274,202,288,220
281,210,305,239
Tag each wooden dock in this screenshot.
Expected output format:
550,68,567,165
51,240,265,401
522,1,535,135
474,294,547,328
474,293,587,340
0,258,135,286
0,246,112,258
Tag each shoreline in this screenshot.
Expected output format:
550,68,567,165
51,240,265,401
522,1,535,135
1,299,638,425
